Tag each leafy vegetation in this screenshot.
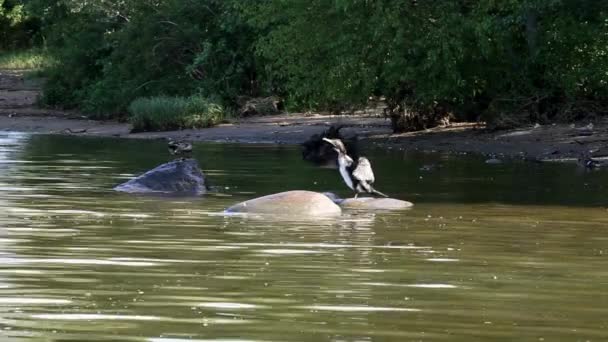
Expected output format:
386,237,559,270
128,95,224,132
1,0,607,132
245,0,608,130
0,49,51,69
0,0,42,50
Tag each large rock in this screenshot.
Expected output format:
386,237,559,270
114,158,207,195
225,190,341,216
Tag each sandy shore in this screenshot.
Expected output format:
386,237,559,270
1,69,606,161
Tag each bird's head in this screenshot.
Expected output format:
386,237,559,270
323,138,353,167
322,137,348,154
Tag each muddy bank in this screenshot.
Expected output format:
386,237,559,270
371,121,608,162
1,69,606,161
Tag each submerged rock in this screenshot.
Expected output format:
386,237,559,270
114,158,207,195
225,190,341,216
322,192,413,210
339,197,414,210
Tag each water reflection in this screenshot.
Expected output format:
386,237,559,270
0,133,606,341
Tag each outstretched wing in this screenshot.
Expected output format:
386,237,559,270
352,157,375,184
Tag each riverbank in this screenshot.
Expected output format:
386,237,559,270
1,69,606,161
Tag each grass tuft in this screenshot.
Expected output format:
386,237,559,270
0,49,53,70
128,95,225,132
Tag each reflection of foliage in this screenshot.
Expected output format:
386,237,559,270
7,0,608,131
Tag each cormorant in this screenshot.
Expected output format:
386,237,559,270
322,137,388,198
167,139,193,158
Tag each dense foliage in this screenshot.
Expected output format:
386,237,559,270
2,0,607,131
0,0,42,49
23,0,258,120
246,0,608,129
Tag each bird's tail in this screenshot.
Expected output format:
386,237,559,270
371,187,389,198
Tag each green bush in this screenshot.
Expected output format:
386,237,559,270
245,0,608,131
0,49,51,69
128,96,224,132
33,0,261,118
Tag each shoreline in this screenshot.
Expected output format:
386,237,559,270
1,69,607,162
3,113,604,162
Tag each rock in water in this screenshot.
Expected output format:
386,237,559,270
114,158,207,195
339,197,414,210
225,190,342,217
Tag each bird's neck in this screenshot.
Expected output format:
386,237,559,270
338,165,354,190
337,156,354,190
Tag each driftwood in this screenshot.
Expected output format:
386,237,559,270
386,103,454,133
239,96,283,117
63,128,88,134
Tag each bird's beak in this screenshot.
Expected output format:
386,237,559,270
322,137,335,146
322,137,341,152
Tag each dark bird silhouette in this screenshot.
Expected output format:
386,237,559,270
301,125,358,167
322,137,388,198
167,139,193,159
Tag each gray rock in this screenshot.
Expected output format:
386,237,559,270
339,197,414,210
225,190,342,216
114,158,206,195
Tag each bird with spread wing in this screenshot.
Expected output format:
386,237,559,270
322,138,388,198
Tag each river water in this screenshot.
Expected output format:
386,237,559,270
0,132,606,341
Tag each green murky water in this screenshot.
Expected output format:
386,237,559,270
0,132,607,341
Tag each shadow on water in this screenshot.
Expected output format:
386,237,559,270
0,133,606,341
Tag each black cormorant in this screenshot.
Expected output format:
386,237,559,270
322,137,388,198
